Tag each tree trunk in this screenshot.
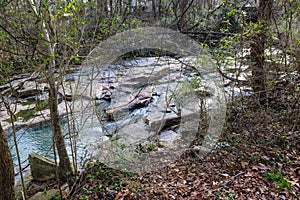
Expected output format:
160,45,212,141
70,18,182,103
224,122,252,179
118,0,122,15
177,0,194,30
158,0,162,17
152,0,156,17
48,74,73,183
250,0,273,101
0,123,16,200
97,0,102,16
97,0,108,16
178,0,186,30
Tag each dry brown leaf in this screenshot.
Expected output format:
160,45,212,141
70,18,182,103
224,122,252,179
241,161,249,169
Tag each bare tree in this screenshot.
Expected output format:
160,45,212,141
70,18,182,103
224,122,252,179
250,0,273,101
27,0,73,183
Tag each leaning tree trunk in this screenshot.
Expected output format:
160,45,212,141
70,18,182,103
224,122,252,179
250,0,273,102
0,122,16,200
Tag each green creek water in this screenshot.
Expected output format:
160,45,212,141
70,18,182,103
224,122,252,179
7,122,86,175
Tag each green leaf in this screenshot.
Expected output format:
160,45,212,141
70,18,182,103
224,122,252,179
264,172,292,190
227,8,237,17
71,55,80,62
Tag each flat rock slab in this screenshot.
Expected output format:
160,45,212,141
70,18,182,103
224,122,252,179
106,88,152,120
14,89,43,99
159,130,179,142
145,111,180,132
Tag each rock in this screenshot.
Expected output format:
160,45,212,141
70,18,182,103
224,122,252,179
145,112,180,132
28,189,59,200
58,86,74,101
28,152,57,182
145,105,200,133
14,89,43,98
0,84,9,92
98,85,114,100
15,172,33,200
159,130,178,142
63,94,73,101
116,119,149,145
95,99,111,109
12,80,48,99
194,87,213,97
79,126,103,144
106,89,152,120
99,135,110,142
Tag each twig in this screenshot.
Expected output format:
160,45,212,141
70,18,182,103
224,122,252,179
67,170,86,199
223,171,246,186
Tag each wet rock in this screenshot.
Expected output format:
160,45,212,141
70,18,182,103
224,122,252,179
28,152,57,182
106,89,152,121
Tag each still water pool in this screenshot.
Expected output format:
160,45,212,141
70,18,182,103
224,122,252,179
7,122,86,174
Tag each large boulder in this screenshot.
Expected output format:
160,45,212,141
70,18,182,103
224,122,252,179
28,152,57,182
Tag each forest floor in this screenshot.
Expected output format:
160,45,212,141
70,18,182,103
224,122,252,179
28,96,300,200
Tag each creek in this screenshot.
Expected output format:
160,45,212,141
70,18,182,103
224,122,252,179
2,55,228,175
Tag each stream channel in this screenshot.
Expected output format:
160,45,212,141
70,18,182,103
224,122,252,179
2,55,229,175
